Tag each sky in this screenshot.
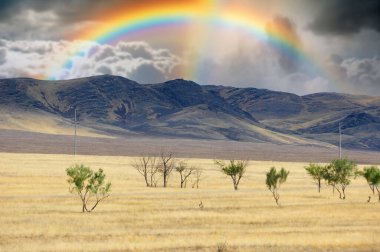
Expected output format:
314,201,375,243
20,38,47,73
0,0,379,95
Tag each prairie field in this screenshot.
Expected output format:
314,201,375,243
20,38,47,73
0,152,379,252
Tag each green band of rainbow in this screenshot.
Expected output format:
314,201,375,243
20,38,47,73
48,1,340,91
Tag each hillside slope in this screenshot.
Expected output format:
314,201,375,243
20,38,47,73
1,75,379,150
208,86,380,150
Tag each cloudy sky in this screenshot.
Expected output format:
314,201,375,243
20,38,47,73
0,0,379,95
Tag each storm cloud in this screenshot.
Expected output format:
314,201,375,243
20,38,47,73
0,0,379,95
0,0,130,40
341,57,380,94
325,55,380,95
0,0,126,22
309,0,380,35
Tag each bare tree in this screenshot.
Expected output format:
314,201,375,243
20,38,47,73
158,150,175,187
175,161,195,188
192,167,203,189
150,163,159,187
132,156,159,187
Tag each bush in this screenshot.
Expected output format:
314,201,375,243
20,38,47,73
215,160,248,190
322,158,357,200
266,167,289,206
175,161,195,188
66,164,111,212
305,163,326,193
360,166,380,202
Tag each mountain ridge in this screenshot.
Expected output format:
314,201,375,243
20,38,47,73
1,75,379,150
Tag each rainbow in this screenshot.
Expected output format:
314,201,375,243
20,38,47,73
47,0,340,90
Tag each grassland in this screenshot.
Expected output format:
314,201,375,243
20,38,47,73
0,152,379,251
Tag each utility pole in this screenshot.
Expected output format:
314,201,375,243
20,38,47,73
74,108,77,156
339,122,342,159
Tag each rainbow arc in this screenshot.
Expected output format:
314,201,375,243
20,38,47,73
47,0,340,91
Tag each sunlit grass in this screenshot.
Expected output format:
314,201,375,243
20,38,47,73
0,153,379,251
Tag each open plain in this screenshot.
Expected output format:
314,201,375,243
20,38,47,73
2,0,380,251
0,152,379,251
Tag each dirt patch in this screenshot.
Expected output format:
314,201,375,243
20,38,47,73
0,129,378,164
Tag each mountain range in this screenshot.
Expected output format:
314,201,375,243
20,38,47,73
1,75,380,150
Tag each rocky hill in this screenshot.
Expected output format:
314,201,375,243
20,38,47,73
1,75,380,150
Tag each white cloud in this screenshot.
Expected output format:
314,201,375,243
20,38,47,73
303,76,330,94
0,40,181,83
191,35,328,95
1,37,378,95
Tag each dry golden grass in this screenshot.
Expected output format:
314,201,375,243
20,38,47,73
0,152,379,251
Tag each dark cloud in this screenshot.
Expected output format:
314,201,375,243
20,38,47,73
96,65,112,75
328,56,380,95
0,0,130,40
330,54,343,64
0,8,60,40
128,63,167,84
0,1,19,21
94,46,116,62
0,0,125,22
309,0,380,35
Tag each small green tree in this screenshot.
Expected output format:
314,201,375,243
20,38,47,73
322,158,357,200
305,163,325,193
360,166,380,202
215,160,248,190
266,167,289,206
66,164,111,212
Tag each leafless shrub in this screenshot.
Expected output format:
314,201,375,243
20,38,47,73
175,161,195,188
192,167,203,189
132,156,159,187
157,150,175,187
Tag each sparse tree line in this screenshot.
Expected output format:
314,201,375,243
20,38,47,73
65,154,380,212
132,151,203,189
305,158,380,202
